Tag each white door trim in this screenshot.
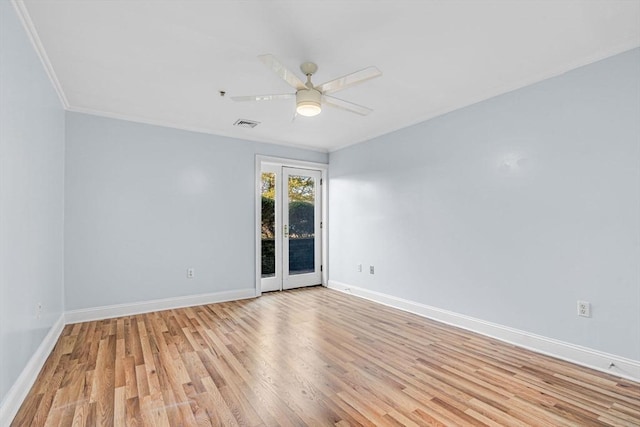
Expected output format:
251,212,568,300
255,155,328,296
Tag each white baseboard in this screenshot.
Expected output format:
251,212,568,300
327,280,640,382
65,288,256,324
0,314,66,425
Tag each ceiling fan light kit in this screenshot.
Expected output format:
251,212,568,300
232,54,381,118
296,89,322,116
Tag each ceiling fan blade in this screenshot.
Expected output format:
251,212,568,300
323,95,373,116
258,54,306,90
231,93,295,102
317,66,382,95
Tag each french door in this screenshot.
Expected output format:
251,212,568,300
261,165,322,292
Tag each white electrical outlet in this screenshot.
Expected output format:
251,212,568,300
187,268,195,279
36,303,42,319
369,265,375,274
577,300,591,317
357,264,362,272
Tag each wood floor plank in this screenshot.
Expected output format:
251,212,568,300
12,286,640,426
124,396,142,426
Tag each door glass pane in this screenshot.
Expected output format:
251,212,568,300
261,172,276,278
288,174,315,275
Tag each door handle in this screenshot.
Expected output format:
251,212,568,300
284,224,289,238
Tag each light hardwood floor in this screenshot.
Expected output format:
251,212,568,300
12,286,640,426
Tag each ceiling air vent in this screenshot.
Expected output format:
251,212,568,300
233,119,260,128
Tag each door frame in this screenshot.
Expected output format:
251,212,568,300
255,155,328,296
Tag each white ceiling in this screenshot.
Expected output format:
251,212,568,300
16,0,640,152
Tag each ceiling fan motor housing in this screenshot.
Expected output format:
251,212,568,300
296,88,322,117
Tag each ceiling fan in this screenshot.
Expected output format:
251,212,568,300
232,54,382,117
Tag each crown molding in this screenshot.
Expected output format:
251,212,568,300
11,0,69,108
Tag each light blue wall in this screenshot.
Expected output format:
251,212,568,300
0,2,65,404
329,48,640,360
64,112,327,310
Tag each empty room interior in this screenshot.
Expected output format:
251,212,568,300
1,0,640,425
